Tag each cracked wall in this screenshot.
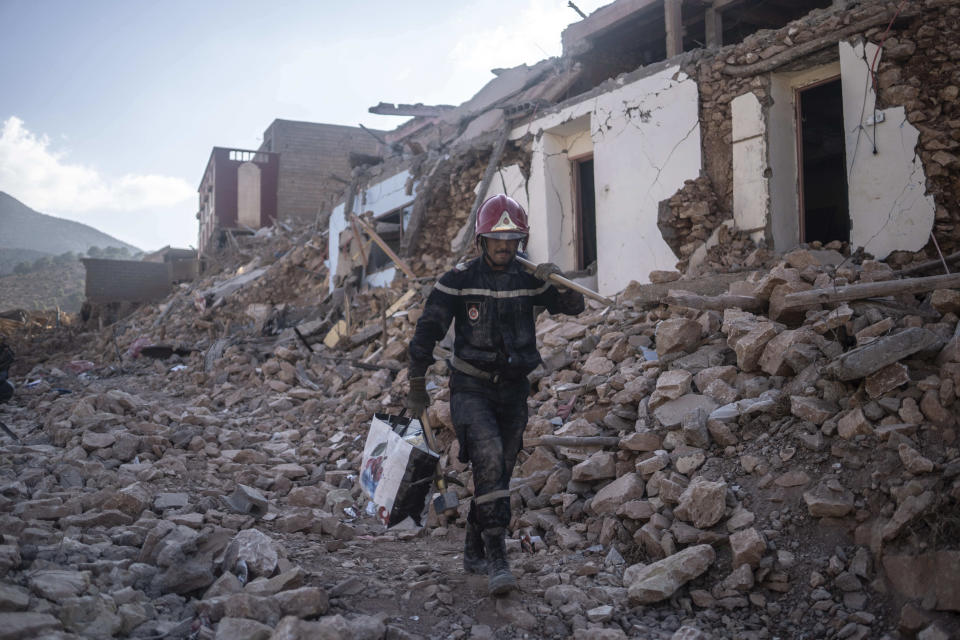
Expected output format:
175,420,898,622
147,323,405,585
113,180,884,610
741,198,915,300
840,40,935,259
513,64,702,296
730,40,935,261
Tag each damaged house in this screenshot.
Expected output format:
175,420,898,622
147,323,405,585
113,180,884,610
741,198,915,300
198,119,384,255
328,0,956,298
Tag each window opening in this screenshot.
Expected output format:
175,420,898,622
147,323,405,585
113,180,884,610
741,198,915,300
574,157,597,271
797,78,849,244
365,205,410,272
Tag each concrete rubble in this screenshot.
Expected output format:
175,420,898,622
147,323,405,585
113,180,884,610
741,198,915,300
0,216,957,640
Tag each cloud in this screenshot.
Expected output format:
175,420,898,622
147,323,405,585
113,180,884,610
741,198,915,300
0,116,194,214
449,0,606,75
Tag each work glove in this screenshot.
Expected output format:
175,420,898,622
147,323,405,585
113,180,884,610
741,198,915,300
405,376,430,417
534,262,563,282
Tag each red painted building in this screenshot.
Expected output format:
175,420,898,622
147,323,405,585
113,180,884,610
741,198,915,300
196,147,279,255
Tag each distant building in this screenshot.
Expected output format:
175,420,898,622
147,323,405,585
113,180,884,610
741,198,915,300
258,119,384,222
197,147,280,255
197,120,385,255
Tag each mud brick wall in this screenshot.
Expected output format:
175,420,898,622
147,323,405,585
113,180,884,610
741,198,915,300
260,120,384,223
82,258,171,304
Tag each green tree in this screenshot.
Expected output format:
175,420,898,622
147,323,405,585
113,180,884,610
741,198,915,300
13,262,30,275
31,256,53,271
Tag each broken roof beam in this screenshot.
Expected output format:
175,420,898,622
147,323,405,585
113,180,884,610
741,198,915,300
368,102,455,117
561,0,660,56
665,0,683,58
351,213,416,280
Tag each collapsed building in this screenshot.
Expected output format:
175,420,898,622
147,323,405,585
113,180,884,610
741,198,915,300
198,120,384,255
329,0,957,299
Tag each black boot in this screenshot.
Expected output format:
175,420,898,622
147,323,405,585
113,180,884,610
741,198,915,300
463,520,487,574
481,527,517,596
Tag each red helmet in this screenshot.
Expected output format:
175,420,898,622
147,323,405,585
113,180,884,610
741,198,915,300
475,194,529,243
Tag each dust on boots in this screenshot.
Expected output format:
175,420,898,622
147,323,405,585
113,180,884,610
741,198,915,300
481,527,517,596
463,520,487,574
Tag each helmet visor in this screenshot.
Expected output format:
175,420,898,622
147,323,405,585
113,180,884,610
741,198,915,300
479,231,527,240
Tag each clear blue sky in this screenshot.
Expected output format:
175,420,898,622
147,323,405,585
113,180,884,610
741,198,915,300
0,0,606,251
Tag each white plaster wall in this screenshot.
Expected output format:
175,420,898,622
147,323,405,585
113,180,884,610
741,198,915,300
237,162,262,228
840,40,934,258
524,119,591,270
327,168,415,291
731,92,768,240
513,66,701,295
482,163,530,211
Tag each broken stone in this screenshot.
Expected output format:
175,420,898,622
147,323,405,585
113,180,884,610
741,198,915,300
803,481,854,518
680,408,710,449
884,551,960,612
626,544,716,604
898,444,934,474
653,394,719,429
214,617,273,640
732,323,780,372
591,473,645,516
649,370,693,409
572,451,617,482
28,569,90,600
865,363,911,398
790,396,838,425
882,491,936,542
223,485,269,519
837,408,872,439
674,477,727,529
656,318,702,357
729,528,766,568
0,612,62,639
931,289,960,315
223,529,282,579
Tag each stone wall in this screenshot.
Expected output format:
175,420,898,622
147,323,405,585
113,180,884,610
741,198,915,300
662,0,959,268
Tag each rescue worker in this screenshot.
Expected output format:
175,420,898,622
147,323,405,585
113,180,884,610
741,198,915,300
405,194,585,595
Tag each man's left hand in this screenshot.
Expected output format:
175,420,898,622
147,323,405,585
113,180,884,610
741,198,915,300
534,262,563,282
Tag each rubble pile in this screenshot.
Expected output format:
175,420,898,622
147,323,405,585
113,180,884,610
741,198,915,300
1,218,960,639
405,148,491,274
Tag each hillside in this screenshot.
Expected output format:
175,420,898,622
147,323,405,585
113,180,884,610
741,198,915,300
0,247,47,275
0,191,139,273
0,261,86,312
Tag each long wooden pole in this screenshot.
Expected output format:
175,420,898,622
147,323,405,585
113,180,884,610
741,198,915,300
351,214,417,280
780,272,960,310
514,255,614,306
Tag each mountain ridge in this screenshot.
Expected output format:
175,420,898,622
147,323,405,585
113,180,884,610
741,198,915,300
0,191,140,256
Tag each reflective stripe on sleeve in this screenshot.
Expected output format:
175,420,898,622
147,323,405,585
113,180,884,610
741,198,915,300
434,282,550,298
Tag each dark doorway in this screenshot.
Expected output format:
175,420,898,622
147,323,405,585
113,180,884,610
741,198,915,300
574,157,597,271
798,78,849,244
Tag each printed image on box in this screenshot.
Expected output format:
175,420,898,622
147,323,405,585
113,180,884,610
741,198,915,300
360,413,438,526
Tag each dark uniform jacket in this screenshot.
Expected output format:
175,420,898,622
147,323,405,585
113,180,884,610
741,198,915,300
409,256,585,380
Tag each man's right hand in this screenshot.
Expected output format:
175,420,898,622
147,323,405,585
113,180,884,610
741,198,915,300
405,376,430,416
